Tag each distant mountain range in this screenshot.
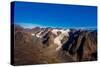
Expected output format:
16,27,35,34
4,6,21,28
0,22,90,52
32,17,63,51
13,24,97,65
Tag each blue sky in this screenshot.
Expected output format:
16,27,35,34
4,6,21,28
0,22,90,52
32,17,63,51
13,1,97,29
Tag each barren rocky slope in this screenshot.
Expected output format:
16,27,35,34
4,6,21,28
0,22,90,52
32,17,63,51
13,25,97,65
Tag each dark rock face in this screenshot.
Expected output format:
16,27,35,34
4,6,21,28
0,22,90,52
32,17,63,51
13,25,97,65
62,30,97,61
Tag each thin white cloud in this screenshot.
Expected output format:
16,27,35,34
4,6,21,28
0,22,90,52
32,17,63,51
15,22,47,29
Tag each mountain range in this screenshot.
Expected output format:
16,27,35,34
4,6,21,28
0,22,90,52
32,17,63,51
13,24,97,65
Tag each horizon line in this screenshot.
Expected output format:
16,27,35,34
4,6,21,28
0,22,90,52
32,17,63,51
15,23,97,29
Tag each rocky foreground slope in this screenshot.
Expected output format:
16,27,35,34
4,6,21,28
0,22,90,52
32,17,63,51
13,25,97,65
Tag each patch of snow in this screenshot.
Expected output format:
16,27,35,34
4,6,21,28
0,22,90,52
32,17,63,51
51,29,59,35
36,31,43,38
31,33,35,36
53,29,70,51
